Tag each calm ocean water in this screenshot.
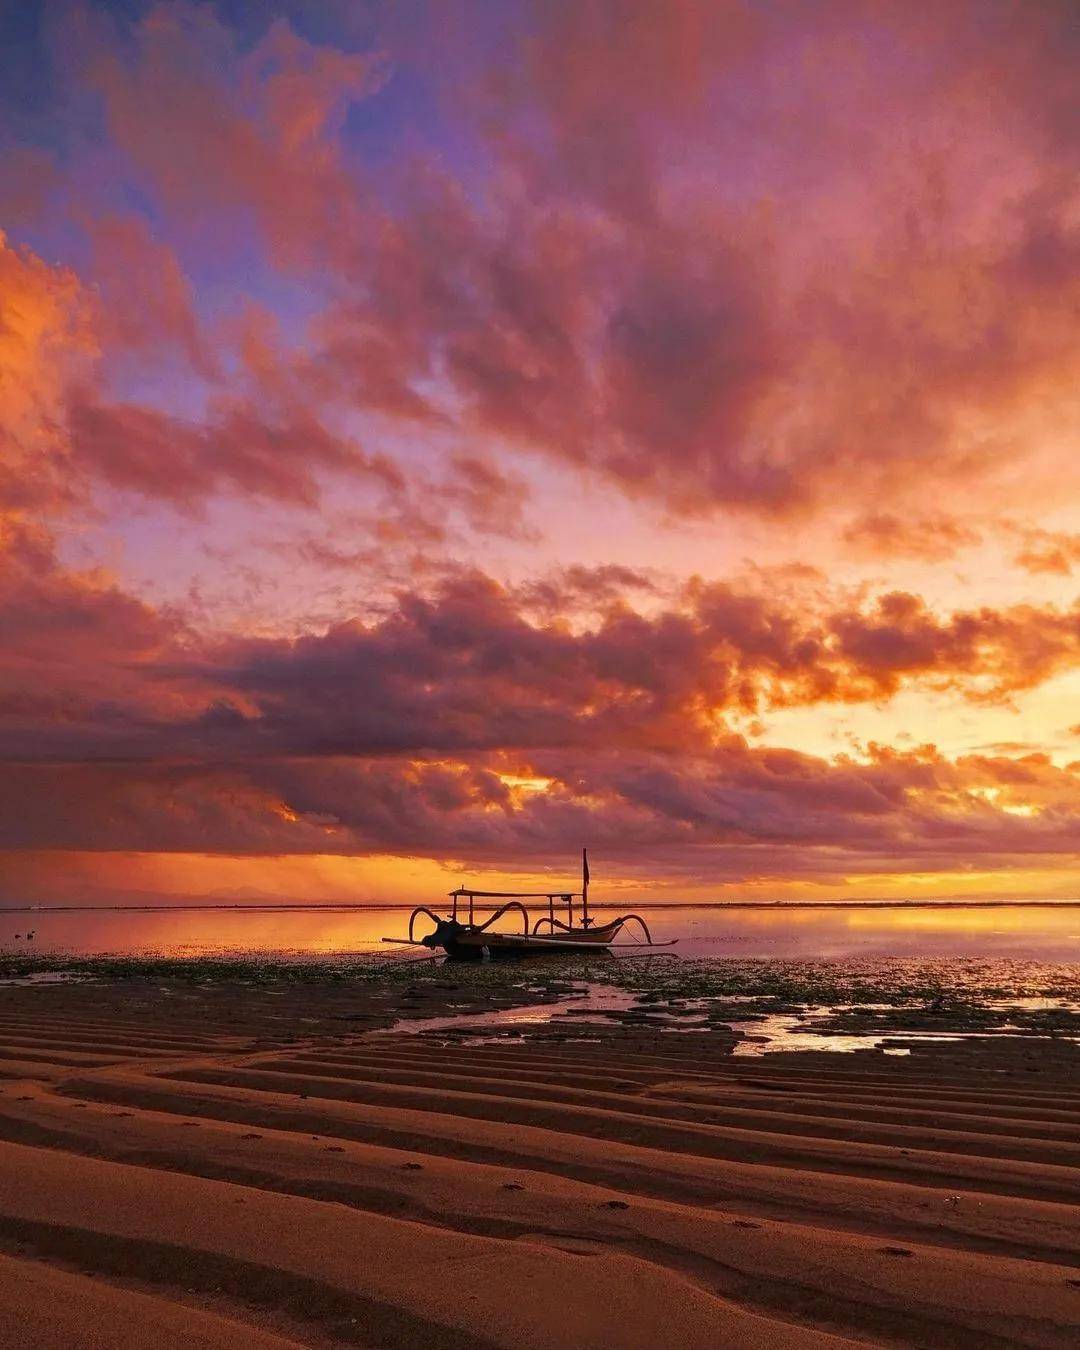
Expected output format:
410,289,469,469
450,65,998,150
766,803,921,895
1,902,1078,962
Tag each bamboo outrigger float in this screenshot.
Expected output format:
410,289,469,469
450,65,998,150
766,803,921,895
382,850,677,959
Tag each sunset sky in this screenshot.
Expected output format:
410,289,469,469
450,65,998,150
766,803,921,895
2,0,1079,907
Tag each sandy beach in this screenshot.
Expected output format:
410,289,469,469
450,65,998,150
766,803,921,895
0,970,1077,1348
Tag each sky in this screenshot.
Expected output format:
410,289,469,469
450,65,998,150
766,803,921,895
1,0,1079,907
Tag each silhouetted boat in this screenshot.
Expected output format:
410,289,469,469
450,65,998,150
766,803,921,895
382,850,677,959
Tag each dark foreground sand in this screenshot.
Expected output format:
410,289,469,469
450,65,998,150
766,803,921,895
0,974,1077,1348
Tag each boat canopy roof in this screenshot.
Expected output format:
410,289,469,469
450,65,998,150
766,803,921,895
449,888,582,898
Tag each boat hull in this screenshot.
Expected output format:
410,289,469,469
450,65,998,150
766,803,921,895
440,922,621,959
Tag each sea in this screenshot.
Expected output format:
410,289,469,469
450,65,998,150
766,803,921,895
1,901,1078,963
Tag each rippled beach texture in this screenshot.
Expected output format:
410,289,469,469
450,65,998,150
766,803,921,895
0,902,1076,1346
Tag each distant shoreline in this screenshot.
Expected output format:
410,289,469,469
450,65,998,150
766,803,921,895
1,899,1079,914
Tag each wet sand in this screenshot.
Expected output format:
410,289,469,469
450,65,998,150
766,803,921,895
0,973,1077,1347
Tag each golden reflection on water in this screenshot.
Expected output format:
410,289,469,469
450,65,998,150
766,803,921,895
0,906,396,957
2,901,1078,960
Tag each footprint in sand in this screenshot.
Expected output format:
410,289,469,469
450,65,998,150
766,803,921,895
601,1200,629,1210
879,1247,914,1257
501,1183,525,1191
731,1220,761,1229
239,1133,262,1140
324,1145,345,1153
401,1162,423,1171
179,1121,200,1128
111,1111,134,1117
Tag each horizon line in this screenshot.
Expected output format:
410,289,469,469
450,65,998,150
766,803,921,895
1,899,1079,915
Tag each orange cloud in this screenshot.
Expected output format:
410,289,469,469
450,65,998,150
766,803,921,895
1,536,1079,886
0,233,96,514
842,513,982,562
1010,528,1080,576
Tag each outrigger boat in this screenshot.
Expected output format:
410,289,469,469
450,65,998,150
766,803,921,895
382,850,677,960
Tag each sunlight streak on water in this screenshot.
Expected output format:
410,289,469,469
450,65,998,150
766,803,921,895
1,901,1078,961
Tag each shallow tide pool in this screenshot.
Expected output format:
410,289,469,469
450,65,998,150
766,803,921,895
380,980,1080,1057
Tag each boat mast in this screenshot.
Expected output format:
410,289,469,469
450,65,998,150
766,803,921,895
582,847,591,928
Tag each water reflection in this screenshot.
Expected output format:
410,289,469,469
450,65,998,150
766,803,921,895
0,901,1077,961
618,903,1080,961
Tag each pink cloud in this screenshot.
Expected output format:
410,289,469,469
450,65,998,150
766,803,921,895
79,6,381,269
89,214,216,378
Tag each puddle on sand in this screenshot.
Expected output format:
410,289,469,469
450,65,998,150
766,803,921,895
384,984,638,1036
384,983,874,1052
0,971,95,988
987,996,1076,1012
382,982,1080,1057
730,1003,1080,1057
728,1012,911,1057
